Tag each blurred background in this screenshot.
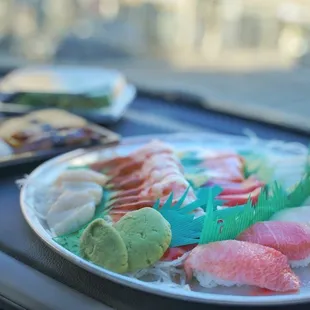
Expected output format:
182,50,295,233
1,0,310,118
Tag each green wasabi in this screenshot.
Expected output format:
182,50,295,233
114,208,172,272
80,219,128,273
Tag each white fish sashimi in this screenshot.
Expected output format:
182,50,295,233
55,169,108,186
270,206,310,226
50,202,95,236
47,191,96,236
33,186,62,216
47,191,94,214
59,181,103,204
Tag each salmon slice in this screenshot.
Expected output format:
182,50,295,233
90,139,174,172
90,156,129,172
106,161,143,177
218,187,261,207
107,177,144,191
237,221,310,266
184,240,300,292
204,176,264,195
201,155,245,182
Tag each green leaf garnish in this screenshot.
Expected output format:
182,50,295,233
53,227,84,256
152,188,205,247
196,185,225,210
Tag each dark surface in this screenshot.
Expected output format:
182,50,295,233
0,251,108,310
0,90,310,309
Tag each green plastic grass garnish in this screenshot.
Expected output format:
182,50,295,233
152,188,205,247
196,185,225,210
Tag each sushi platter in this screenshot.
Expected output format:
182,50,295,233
19,132,310,306
0,109,120,168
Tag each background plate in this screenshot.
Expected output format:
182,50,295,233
20,132,310,306
0,84,136,125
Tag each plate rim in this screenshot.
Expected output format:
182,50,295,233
20,132,310,306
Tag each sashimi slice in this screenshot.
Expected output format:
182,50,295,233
201,155,245,182
237,221,310,267
218,187,261,207
131,139,175,161
51,202,95,236
55,169,108,186
203,176,264,195
90,140,174,171
90,156,128,171
106,160,143,177
184,240,300,292
59,181,103,204
47,191,96,236
107,176,144,190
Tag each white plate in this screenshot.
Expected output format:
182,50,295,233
20,132,310,306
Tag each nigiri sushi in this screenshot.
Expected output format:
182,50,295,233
270,206,310,226
184,240,300,292
47,191,96,236
55,169,108,186
237,221,310,268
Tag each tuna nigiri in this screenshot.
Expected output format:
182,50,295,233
184,240,300,292
237,221,310,268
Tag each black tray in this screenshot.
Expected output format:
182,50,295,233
0,119,120,169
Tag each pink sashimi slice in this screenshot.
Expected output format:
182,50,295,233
218,187,261,207
237,221,310,266
184,240,300,292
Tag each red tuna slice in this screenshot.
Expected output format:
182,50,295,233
110,200,155,211
214,176,264,196
184,240,300,292
237,221,310,264
218,187,261,207
161,244,197,261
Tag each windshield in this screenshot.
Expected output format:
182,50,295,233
1,0,309,124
